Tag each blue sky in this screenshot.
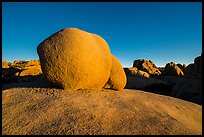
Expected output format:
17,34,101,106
2,2,202,67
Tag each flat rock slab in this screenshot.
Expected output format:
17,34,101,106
2,85,202,135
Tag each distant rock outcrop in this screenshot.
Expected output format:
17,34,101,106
133,59,161,76
124,67,150,78
18,66,42,77
176,63,187,73
163,62,184,77
37,28,112,90
104,55,126,91
2,60,42,83
2,60,11,68
25,60,41,67
184,54,202,79
11,60,28,69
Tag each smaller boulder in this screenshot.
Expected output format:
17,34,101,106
18,66,42,76
25,60,40,67
104,55,127,91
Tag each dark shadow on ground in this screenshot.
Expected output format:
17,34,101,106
2,72,201,105
2,73,60,90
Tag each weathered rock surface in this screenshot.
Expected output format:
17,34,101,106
104,55,127,91
37,28,112,90
133,59,161,76
2,86,202,135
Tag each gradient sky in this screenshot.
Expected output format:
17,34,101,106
2,2,202,67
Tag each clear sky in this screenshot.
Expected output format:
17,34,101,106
2,2,202,67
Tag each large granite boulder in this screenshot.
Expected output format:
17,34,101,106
104,55,126,91
133,59,161,76
37,28,112,90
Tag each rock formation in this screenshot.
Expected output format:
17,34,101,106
133,59,161,76
37,28,112,90
124,67,150,78
184,54,202,79
25,60,41,67
18,66,42,76
2,60,11,68
2,60,42,83
176,63,187,73
104,55,126,91
163,62,184,77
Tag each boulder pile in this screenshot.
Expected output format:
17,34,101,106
2,60,42,83
125,54,202,105
133,59,161,76
162,62,184,77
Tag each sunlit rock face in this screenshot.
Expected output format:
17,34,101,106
104,55,127,91
124,67,150,78
133,59,161,76
37,28,112,90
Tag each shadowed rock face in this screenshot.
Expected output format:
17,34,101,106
171,78,202,105
133,59,161,75
37,28,112,91
125,76,173,95
163,62,184,77
104,55,127,91
184,54,202,79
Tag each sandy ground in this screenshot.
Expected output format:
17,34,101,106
2,81,202,135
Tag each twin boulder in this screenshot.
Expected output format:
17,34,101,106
37,28,126,91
